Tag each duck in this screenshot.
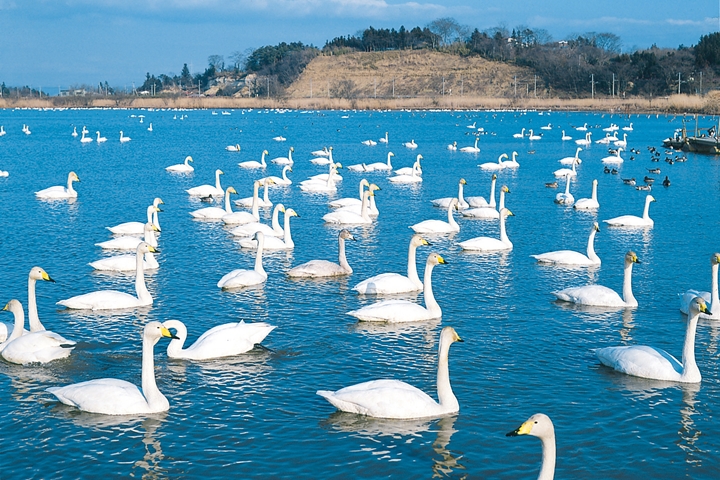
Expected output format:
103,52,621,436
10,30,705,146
679,253,720,320
217,231,268,288
35,171,80,199
46,321,177,414
346,253,447,322
597,297,710,383
462,186,509,219
164,320,275,360
57,243,158,310
459,137,480,153
458,208,514,251
230,203,285,238
262,165,292,186
553,251,640,307
107,200,163,234
411,199,459,234
431,178,469,210
573,179,599,210
506,413,556,480
190,187,237,219
166,155,194,173
531,223,600,266
226,144,241,152
317,326,462,419
603,195,655,228
465,174,496,208
479,153,507,171
622,177,636,186
186,169,224,197
0,300,75,365
554,175,574,206
119,130,131,143
271,146,294,165
238,150,268,169
662,176,671,187
288,230,356,277
558,147,582,165
353,234,430,294
238,208,298,250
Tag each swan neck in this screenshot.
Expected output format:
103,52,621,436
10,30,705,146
251,183,260,219
5,304,26,345
712,263,719,308
262,182,270,203
407,241,421,287
458,182,465,203
282,166,289,181
436,335,458,412
386,153,392,166
499,213,510,244
141,333,166,410
224,189,233,213
622,260,637,306
447,201,458,228
254,236,266,276
361,192,370,220
591,182,598,201
338,237,351,273
586,229,599,262
271,206,283,233
215,171,222,190
489,179,497,208
135,249,152,303
564,176,571,194
643,197,652,219
423,261,440,315
261,151,267,167
681,310,701,381
498,189,505,210
283,214,294,247
27,276,45,332
358,181,366,200
538,434,557,480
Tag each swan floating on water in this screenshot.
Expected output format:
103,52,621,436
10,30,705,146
431,178,468,210
479,153,507,171
96,222,158,250
287,229,355,277
35,171,80,200
411,199,459,234
107,200,163,234
218,231,268,288
239,150,268,169
531,222,600,266
271,146,294,165
353,234,429,294
119,131,131,143
164,319,275,360
238,208,298,250
166,155,194,173
230,203,285,238
573,179,599,210
459,208,514,251
262,165,292,186
186,169,224,197
603,195,655,228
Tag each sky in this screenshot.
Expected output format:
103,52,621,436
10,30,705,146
1,0,718,91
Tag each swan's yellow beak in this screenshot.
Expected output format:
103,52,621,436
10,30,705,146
503,186,510,193
154,206,163,213
161,326,179,340
42,271,55,283
421,238,430,246
2,303,9,311
594,224,600,232
148,245,159,254
152,224,160,232
506,419,534,437
437,255,447,265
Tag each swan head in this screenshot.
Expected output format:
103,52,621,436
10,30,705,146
263,150,269,155
459,178,467,185
492,174,497,180
162,320,186,342
500,208,514,217
29,267,55,283
285,208,299,218
501,186,510,194
712,253,720,265
427,252,447,266
360,179,370,187
153,197,164,207
498,153,508,161
216,169,224,175
185,156,193,163
647,195,656,203
253,230,265,242
369,183,381,192
290,147,295,152
2,299,23,315
440,326,463,347
625,251,640,265
416,154,423,161
339,229,355,241
137,242,159,255
153,205,163,213
411,234,430,247
593,222,600,232
277,204,286,213
145,222,160,233
334,162,343,169
227,187,237,195
506,413,554,440
146,321,180,342
689,297,712,316
389,152,395,157
69,172,80,182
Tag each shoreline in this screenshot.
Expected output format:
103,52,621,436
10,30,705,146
0,93,717,114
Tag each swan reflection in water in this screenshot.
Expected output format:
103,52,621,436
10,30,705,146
321,413,465,477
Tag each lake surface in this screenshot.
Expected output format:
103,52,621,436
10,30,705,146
0,107,719,479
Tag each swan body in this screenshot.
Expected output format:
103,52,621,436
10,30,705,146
513,128,525,139
353,234,429,294
394,154,422,176
553,159,577,178
35,171,80,199
57,243,158,310
411,199,459,234
403,139,418,149
379,132,389,143
329,179,369,209
164,320,275,360
553,251,640,307
447,141,457,151
575,132,592,146
362,152,395,172
226,144,241,152
239,150,268,169
459,208,514,251
500,151,520,168
559,147,582,165
239,209,298,250
466,174,496,208
96,223,158,250
528,129,542,140
597,297,710,383
614,133,628,148
459,137,480,153
0,300,75,365
273,136,286,142
622,123,634,131
166,155,194,173
603,195,655,227
362,139,377,146
218,232,267,288
96,131,107,143
47,321,176,415
462,185,509,219
389,160,422,184
119,131,131,143
554,175,574,206
288,230,355,277
573,179,599,210
347,253,447,322
107,201,163,234
479,153,507,171
310,147,334,165
506,413,556,480
262,165,292,186
271,146,294,165
230,203,285,237
317,326,462,419
679,253,720,319
432,178,469,210
561,130,572,141
601,147,624,164
311,147,331,157
186,169,224,197
531,223,600,266
541,123,552,130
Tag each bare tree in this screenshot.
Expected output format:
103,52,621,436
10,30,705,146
428,17,465,47
208,55,225,72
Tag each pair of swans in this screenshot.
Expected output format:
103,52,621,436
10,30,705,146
463,183,509,219
238,150,268,169
47,321,177,415
603,195,655,228
465,174,496,208
389,156,422,184
395,154,422,175
531,222,600,266
271,146,294,165
680,253,720,319
187,169,224,197
231,203,285,238
166,155,194,173
554,175,574,206
447,141,457,151
361,139,377,146
574,179,599,210
507,413,556,480
224,180,275,225
310,147,334,165
107,198,163,234
595,132,618,145
35,171,80,199
190,187,237,219
323,188,377,225
317,326,462,419
1,300,75,365
58,243,158,310
218,231,267,288
479,153,508,171
235,178,273,208
553,251,640,307
311,146,331,157
347,253,446,322
432,178,469,210
353,234,429,294
0,266,56,342
459,208,514,251
575,132,592,146
96,222,158,250
459,137,480,153
262,165,292,186
329,179,375,210
238,208,298,250
411,199,459,234
164,320,275,360
348,152,394,172
601,147,624,164
300,163,341,193
287,229,355,277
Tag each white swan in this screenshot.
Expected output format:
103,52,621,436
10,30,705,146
238,150,268,169
347,253,447,322
603,195,655,228
500,151,520,168
166,155,194,173
479,153,507,171
362,152,395,172
553,158,578,178
0,267,53,341
614,133,628,148
403,139,418,149
46,321,177,414
224,181,266,224
395,154,422,176
190,187,237,219
186,169,224,197
310,147,334,166
329,179,370,209
541,123,552,130
334,184,380,216
559,147,582,165
561,130,572,141
311,147,330,157
432,179,469,210
231,203,285,238
597,296,710,383
226,144,241,152
317,326,462,419
506,413,556,480
459,137,480,153
553,251,640,307
119,131,131,143
411,199,459,234
323,190,374,225
235,178,273,208
361,139,377,146
389,161,422,184
96,222,158,250
528,129,542,140
71,126,77,137
107,201,163,234
273,136,286,142
262,165,292,186
554,175,574,206
353,234,429,294
622,123,634,131
299,173,337,193
462,185,509,219
96,131,107,143
164,319,275,360
218,232,267,288
575,132,592,146
574,179,599,210
57,243,158,310
447,141,457,151
576,123,588,131
89,242,159,272
35,171,80,199
601,147,624,164
596,132,618,145
80,130,93,143
679,253,720,319
271,146,294,165
147,123,153,132
512,128,525,139
305,161,343,183
379,132,389,143
603,123,619,132
239,209,298,250
459,208,514,251
466,174,496,208
288,229,355,277
531,222,600,266
0,300,75,364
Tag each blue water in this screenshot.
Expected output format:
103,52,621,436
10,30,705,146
0,107,719,479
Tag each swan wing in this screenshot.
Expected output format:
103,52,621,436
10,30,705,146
347,300,435,322
47,379,157,415
410,220,455,233
57,290,145,310
89,254,157,272
183,322,275,359
679,289,712,314
1,331,75,364
596,345,683,381
217,269,266,289
532,250,594,265
353,273,420,294
553,285,624,307
459,237,509,251
107,221,144,234
288,260,346,277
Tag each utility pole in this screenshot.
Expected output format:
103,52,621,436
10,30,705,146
612,73,615,97
700,71,703,96
591,74,595,99
678,72,682,94
267,78,270,99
